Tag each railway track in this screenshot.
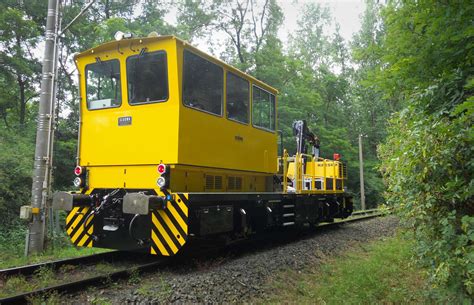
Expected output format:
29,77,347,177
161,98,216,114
0,209,388,304
0,251,169,304
321,208,389,226
0,251,123,278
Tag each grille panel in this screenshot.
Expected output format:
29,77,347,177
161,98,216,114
215,176,223,189
228,176,242,190
205,175,214,190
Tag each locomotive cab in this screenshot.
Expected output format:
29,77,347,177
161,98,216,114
75,37,179,190
73,35,278,192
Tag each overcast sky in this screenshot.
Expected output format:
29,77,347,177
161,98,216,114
278,0,365,42
179,0,365,55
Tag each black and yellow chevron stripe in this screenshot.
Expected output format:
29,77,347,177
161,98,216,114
150,192,189,256
65,206,94,248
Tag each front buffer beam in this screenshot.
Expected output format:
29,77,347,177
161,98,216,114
123,192,189,256
52,192,95,248
52,192,92,211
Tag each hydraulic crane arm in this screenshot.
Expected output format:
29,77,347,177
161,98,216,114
292,120,320,157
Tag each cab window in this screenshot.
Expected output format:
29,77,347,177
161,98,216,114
127,51,168,105
85,59,121,110
226,72,249,123
252,85,276,131
183,50,223,115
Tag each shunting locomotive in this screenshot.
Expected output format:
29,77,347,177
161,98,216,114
53,35,353,256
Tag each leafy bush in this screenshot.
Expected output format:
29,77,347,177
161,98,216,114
0,126,34,228
0,221,28,256
379,77,473,299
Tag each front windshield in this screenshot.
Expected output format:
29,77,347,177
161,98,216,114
127,51,168,105
85,59,121,110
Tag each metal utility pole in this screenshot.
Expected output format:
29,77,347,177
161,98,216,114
26,0,61,254
23,0,96,255
358,134,366,211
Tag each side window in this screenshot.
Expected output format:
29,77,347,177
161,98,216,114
226,72,249,123
85,59,121,110
127,51,168,105
252,85,276,131
183,50,223,115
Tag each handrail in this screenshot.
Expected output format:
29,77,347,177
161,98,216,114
279,150,345,194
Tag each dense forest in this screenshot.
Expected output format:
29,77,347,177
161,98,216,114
0,0,472,299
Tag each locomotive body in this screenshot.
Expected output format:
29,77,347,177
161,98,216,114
53,36,352,256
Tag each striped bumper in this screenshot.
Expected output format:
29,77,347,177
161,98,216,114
64,192,189,256
150,193,189,256
65,206,94,248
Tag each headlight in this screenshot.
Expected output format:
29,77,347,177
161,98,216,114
157,177,166,188
73,177,82,187
114,31,124,41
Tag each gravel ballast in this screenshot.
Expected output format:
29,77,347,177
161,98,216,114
72,216,399,304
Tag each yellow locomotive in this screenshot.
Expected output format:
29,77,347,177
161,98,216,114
53,35,352,256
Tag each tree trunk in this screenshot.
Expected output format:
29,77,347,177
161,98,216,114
18,75,26,125
105,0,110,19
15,33,27,125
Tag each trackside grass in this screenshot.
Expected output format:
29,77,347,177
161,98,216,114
263,233,435,304
0,221,109,269
0,219,112,269
0,240,109,269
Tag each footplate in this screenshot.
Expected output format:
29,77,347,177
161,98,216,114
122,191,189,256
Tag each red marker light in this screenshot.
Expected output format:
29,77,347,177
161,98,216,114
333,153,341,161
157,164,166,174
74,166,83,176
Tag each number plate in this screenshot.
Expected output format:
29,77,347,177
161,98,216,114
118,116,132,126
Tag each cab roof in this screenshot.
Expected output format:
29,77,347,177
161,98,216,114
74,35,278,94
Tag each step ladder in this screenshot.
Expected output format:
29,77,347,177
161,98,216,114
282,204,295,226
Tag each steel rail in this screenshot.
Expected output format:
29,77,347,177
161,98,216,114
351,208,380,215
0,259,168,304
0,250,124,278
319,208,391,228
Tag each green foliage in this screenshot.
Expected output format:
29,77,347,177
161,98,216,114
376,0,474,299
377,1,473,100
128,268,141,285
0,275,33,298
0,234,109,269
88,296,112,305
380,84,473,298
27,292,62,305
0,0,43,126
0,125,35,228
53,130,77,190
0,222,28,256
